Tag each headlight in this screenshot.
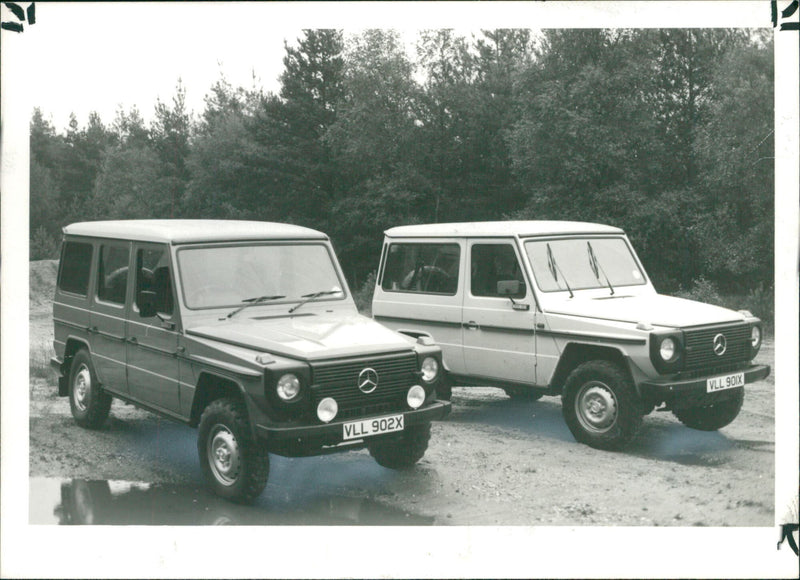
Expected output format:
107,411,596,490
276,373,301,401
659,337,677,362
750,325,762,350
421,356,439,382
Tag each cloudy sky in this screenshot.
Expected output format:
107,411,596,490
14,1,775,130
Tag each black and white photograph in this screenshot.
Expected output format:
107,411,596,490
1,1,798,578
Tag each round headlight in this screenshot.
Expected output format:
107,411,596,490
659,337,676,362
750,325,762,349
421,356,439,382
276,373,301,401
407,385,426,409
317,397,338,423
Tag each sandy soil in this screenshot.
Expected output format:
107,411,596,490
28,260,776,526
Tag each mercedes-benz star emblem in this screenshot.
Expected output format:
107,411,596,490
358,368,379,394
713,333,727,356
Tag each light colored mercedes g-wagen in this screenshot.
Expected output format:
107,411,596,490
51,220,450,502
372,221,769,450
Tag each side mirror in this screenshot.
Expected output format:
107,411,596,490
497,280,530,311
138,290,158,318
497,280,522,296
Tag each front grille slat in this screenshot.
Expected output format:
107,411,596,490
310,352,418,411
683,323,750,371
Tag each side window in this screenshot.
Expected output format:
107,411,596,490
57,241,93,296
135,247,174,317
381,243,460,295
97,245,130,305
471,244,526,299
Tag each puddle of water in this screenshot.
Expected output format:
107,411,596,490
30,473,436,526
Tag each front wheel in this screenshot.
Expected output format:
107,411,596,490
562,360,643,450
68,349,112,429
672,389,744,431
368,423,431,469
198,398,269,503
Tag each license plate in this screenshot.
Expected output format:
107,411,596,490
706,372,745,393
343,414,404,440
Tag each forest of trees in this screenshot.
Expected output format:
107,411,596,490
30,28,774,305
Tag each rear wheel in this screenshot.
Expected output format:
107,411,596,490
368,423,431,469
562,360,642,450
198,398,269,503
68,349,112,429
672,389,744,431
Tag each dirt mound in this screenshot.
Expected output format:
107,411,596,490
30,259,58,312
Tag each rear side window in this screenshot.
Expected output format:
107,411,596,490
97,245,130,305
381,243,460,295
58,241,93,296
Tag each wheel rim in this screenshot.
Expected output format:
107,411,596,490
73,364,91,412
575,381,618,433
207,424,241,486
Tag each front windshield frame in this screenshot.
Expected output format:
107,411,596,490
175,241,348,311
524,235,648,293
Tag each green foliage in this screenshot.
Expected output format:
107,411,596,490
30,226,60,260
675,277,723,306
29,29,773,300
352,270,377,315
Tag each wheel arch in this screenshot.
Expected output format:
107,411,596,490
548,342,634,394
58,337,92,396
189,372,248,428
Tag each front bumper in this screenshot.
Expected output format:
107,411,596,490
640,364,770,400
255,400,452,455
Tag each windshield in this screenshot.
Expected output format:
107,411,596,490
525,237,646,292
177,243,345,309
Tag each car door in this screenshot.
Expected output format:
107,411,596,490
126,243,181,415
462,239,538,385
89,241,132,394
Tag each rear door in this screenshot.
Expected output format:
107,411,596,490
126,243,181,415
374,239,466,375
462,239,537,384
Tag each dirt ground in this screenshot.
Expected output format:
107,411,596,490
28,260,776,526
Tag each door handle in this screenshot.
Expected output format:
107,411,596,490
126,336,138,345
464,321,480,330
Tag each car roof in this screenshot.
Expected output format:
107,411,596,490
384,220,625,238
63,220,328,244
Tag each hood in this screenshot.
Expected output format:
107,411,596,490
186,312,414,361
548,293,744,328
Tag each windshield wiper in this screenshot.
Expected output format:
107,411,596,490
221,295,285,320
587,241,615,296
546,243,574,298
288,288,342,314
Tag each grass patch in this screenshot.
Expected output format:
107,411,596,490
30,339,55,381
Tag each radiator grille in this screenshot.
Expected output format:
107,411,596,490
310,352,417,410
683,323,751,371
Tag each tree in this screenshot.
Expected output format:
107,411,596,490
151,80,192,217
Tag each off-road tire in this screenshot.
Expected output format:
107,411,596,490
198,397,269,504
503,386,544,401
368,423,431,469
672,388,744,431
562,360,643,450
68,349,112,429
